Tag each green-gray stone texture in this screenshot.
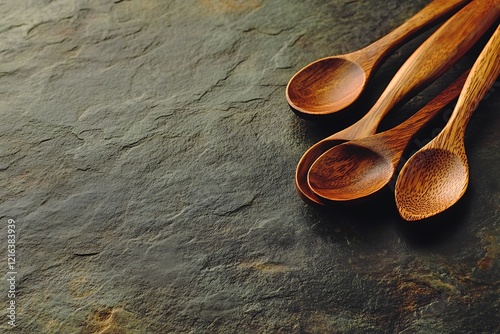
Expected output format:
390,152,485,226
0,0,498,333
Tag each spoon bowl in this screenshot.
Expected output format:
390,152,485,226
395,23,500,221
295,138,345,205
308,144,396,201
286,57,366,115
308,72,469,202
295,0,497,205
395,149,468,220
286,0,470,117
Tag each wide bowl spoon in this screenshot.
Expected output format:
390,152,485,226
395,24,500,221
286,0,469,117
308,72,468,201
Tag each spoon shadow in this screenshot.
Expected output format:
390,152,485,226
395,188,473,249
304,186,472,249
304,187,397,243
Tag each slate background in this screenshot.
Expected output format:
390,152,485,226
0,0,498,333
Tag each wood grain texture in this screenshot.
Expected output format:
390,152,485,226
345,0,500,140
285,0,470,116
295,0,499,206
395,23,500,221
307,72,468,201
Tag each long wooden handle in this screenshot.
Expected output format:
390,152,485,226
385,71,469,145
354,0,470,70
361,71,469,165
359,0,499,136
437,24,500,147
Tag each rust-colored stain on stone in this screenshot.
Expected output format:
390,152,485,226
81,307,117,334
477,255,494,270
81,307,140,334
477,234,497,271
396,280,440,313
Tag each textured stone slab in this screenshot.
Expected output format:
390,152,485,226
0,0,498,333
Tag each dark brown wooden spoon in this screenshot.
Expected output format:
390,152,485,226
295,0,499,206
307,72,468,201
395,24,500,221
286,0,470,117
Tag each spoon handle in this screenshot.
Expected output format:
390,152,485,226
382,71,469,148
353,0,499,138
436,24,500,146
354,0,470,70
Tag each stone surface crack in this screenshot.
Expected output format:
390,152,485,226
195,58,246,103
121,135,152,150
73,252,100,257
0,23,28,34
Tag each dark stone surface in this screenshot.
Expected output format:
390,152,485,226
0,0,498,333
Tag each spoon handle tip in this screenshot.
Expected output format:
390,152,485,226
441,24,500,139
359,0,471,69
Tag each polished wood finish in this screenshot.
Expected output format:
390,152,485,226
307,72,468,201
395,24,500,221
286,0,470,117
295,0,500,206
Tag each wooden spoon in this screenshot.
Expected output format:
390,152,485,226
295,0,500,205
308,72,468,201
295,0,499,206
286,0,470,117
395,24,500,221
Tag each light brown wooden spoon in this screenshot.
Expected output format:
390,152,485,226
395,24,500,221
295,0,500,206
286,0,470,117
308,72,468,201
